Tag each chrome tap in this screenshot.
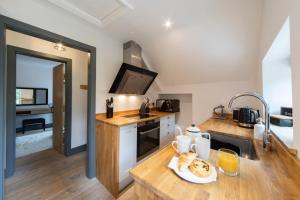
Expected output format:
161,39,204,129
228,92,271,150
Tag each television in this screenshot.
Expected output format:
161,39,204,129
16,87,48,106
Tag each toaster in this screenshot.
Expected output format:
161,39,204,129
156,99,180,113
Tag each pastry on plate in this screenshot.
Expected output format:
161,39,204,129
178,152,197,172
189,159,212,178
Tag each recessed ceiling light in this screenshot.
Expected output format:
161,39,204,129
54,43,66,51
164,20,172,29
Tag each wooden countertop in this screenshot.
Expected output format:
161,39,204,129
199,118,254,139
130,118,300,200
96,110,175,126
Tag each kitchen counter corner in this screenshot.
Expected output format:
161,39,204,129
129,118,300,200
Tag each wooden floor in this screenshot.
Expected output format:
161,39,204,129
5,149,115,200
117,185,135,200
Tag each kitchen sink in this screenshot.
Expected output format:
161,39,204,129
207,131,259,160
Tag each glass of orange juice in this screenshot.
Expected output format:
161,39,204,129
218,148,239,176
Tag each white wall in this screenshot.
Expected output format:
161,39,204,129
260,0,300,155
160,80,260,126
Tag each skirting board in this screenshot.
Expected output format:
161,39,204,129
68,144,87,156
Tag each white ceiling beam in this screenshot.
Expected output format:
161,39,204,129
47,0,103,28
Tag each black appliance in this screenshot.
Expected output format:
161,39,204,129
109,41,158,95
233,107,240,122
238,107,259,128
137,119,160,161
281,107,292,117
109,63,158,95
156,99,180,113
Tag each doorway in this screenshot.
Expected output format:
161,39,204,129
15,55,65,158
6,46,73,177
0,15,97,198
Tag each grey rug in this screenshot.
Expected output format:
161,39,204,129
16,129,53,158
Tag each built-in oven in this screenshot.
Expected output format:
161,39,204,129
137,118,160,161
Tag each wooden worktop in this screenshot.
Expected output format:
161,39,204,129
96,110,175,126
130,118,300,200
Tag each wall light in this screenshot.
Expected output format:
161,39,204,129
54,43,66,51
117,95,126,101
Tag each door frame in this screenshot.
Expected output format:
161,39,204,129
0,14,97,199
6,46,73,177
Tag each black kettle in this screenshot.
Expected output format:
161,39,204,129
238,107,259,128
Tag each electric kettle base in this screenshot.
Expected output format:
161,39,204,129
238,123,255,129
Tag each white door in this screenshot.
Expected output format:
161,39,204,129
119,124,137,190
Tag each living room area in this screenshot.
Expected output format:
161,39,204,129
15,54,63,158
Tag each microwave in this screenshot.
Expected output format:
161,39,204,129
156,99,180,113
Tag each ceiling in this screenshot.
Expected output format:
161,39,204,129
48,0,264,85
17,54,62,69
47,0,134,27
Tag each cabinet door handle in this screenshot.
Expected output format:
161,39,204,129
139,127,160,135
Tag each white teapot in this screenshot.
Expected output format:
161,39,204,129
176,124,203,143
186,124,202,142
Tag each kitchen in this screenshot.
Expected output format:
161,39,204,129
1,0,300,200
95,41,299,199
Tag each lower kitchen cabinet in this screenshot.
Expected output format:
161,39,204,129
96,113,176,198
160,114,176,148
96,121,137,198
119,124,137,190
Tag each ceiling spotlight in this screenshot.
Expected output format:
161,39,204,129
54,43,66,51
164,20,172,29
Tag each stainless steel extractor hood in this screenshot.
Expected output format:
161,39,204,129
109,41,158,95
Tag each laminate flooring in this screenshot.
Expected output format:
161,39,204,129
5,149,115,200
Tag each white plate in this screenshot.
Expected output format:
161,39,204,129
168,156,217,184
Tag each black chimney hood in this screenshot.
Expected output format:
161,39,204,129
109,63,158,95
109,41,158,95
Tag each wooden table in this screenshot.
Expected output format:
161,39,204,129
130,118,300,200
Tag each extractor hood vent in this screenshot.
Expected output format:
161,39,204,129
109,41,158,95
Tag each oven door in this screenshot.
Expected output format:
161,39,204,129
137,122,160,161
